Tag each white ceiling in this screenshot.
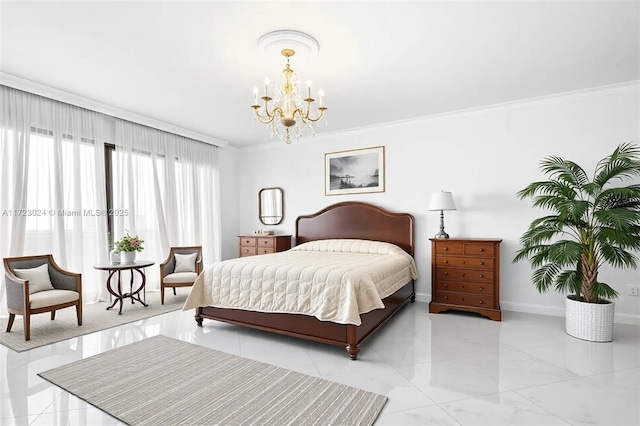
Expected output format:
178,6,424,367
1,1,638,148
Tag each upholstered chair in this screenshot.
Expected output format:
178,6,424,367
4,254,82,341
159,246,202,304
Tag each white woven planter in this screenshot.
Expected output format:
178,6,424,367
565,295,614,342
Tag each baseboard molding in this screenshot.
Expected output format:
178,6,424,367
416,293,639,325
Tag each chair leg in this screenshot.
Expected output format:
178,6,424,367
161,285,165,305
6,313,15,332
173,287,177,295
76,303,82,326
24,315,31,341
51,310,56,320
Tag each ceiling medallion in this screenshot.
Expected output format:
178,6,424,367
251,30,327,144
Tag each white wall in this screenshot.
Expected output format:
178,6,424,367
217,146,240,261
234,82,640,324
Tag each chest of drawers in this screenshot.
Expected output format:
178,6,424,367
238,235,292,257
429,238,502,321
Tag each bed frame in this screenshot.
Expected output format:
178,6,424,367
194,201,415,359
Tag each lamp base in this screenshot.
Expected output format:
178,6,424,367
433,231,450,239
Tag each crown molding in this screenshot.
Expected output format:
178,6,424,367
240,80,640,151
0,71,229,148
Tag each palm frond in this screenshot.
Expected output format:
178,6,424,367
590,281,620,302
593,142,640,187
539,157,589,188
554,270,582,295
531,263,561,293
598,243,639,269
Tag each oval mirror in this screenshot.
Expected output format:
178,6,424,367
259,187,284,225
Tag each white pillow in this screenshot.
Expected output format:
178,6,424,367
13,263,54,294
174,252,197,273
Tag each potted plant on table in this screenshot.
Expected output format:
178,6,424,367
115,232,145,264
514,142,640,342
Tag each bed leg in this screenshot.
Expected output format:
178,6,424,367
195,308,203,327
346,344,360,360
346,325,359,360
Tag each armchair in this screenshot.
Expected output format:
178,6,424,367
4,254,82,341
159,246,202,304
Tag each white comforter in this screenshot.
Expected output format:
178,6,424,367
183,239,418,325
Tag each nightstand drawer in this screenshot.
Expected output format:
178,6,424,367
436,268,494,283
434,292,495,309
258,247,275,255
464,243,495,256
434,242,464,255
436,256,494,269
240,246,257,256
257,238,275,248
436,281,494,295
240,237,257,247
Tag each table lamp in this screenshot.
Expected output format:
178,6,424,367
428,190,456,238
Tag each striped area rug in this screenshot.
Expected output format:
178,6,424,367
38,335,387,426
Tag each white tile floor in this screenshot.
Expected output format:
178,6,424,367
1,300,638,426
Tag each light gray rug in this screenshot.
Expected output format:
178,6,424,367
1,289,189,352
38,335,387,426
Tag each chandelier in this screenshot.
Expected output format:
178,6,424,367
251,48,327,144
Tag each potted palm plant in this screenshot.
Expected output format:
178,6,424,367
514,142,640,342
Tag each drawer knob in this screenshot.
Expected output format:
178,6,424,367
444,247,449,251
480,248,485,252
444,272,449,276
461,285,465,289
444,284,448,288
480,261,485,265
444,296,448,300
462,298,465,302
462,273,466,277
462,260,466,264
480,287,484,291
480,274,484,278
480,300,484,304
444,260,448,264
263,241,268,244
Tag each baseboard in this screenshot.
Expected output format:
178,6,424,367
416,293,639,325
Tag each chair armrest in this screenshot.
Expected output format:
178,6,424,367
160,253,176,278
195,257,203,275
47,258,81,292
4,272,27,311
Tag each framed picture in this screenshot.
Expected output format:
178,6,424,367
325,146,385,195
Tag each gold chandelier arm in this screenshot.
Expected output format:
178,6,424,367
303,107,327,123
252,105,284,124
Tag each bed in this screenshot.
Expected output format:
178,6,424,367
186,201,416,359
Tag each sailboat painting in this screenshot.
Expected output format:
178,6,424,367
325,146,385,195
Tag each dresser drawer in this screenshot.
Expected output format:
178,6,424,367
240,246,257,256
436,268,494,283
436,256,494,269
434,242,464,255
434,292,495,309
257,247,275,255
464,243,495,256
240,237,257,247
436,281,494,295
257,238,275,248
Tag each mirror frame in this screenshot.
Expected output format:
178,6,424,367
259,187,284,226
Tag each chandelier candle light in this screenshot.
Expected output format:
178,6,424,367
428,191,457,239
251,48,327,144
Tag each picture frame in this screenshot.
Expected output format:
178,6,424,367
324,146,385,196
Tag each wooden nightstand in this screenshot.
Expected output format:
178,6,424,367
429,238,502,321
238,235,292,257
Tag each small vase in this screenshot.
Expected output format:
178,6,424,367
110,249,121,265
121,251,136,264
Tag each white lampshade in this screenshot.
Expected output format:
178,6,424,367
428,191,456,211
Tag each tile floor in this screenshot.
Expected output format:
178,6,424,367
1,300,638,425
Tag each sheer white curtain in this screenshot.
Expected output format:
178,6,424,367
0,86,110,315
111,120,221,291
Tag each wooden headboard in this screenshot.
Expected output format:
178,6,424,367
295,202,415,257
